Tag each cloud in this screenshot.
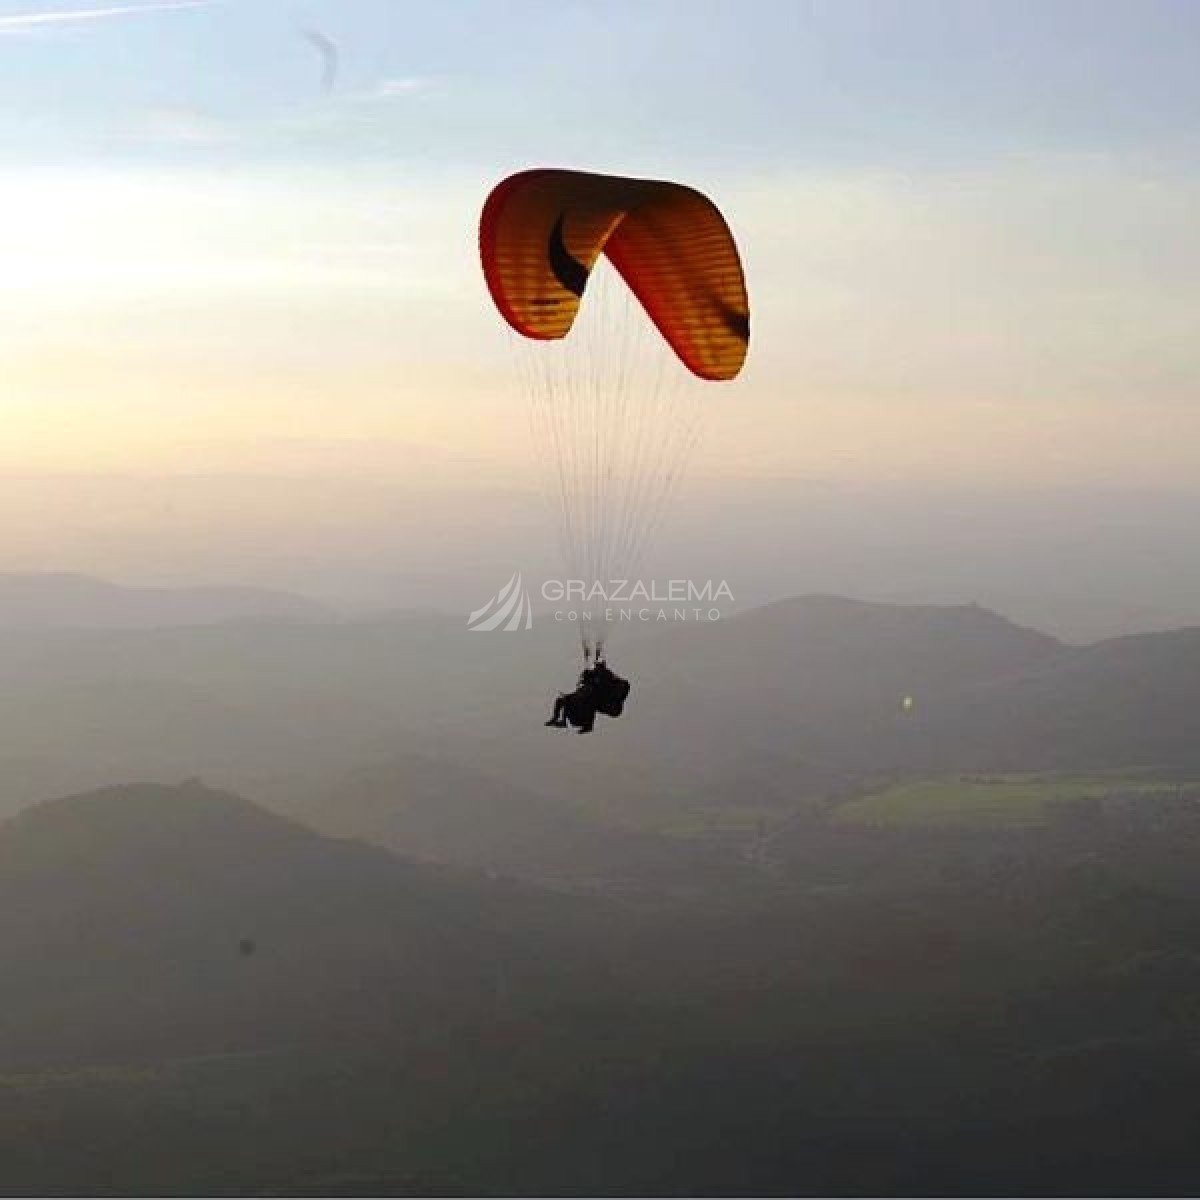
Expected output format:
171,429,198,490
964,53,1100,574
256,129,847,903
0,1,211,33
133,106,233,146
373,78,428,98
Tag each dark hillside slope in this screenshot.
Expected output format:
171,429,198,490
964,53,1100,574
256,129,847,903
0,781,586,1068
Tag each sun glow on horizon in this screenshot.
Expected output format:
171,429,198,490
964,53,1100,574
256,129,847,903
0,155,1195,491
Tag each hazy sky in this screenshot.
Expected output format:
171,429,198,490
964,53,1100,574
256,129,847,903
0,0,1197,609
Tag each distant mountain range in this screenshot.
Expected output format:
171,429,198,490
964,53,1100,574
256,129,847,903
263,596,1200,876
618,594,1065,765
0,588,1198,840
0,572,332,629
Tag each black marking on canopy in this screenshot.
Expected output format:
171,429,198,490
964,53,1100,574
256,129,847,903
721,305,751,342
548,212,589,297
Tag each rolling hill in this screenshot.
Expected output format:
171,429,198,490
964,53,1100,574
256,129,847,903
0,780,590,1069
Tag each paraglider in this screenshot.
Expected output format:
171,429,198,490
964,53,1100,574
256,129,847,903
479,168,749,730
545,658,631,734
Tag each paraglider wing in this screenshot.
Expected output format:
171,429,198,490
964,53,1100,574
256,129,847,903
480,168,749,381
481,167,750,663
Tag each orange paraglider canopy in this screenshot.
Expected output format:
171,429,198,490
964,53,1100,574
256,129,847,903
480,168,749,381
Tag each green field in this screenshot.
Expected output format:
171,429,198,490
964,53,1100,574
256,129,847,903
833,772,1194,830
